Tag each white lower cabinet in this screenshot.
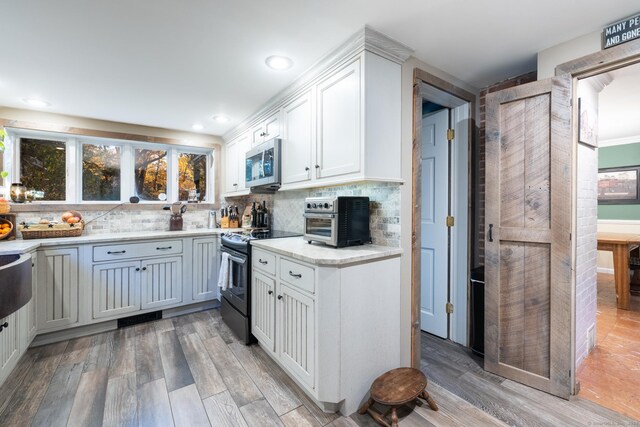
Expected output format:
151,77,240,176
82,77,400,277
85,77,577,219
251,246,401,416
37,247,79,331
141,256,183,310
191,237,219,302
0,311,20,386
92,261,141,319
278,282,315,389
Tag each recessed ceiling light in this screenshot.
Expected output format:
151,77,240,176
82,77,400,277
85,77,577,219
265,55,293,70
22,98,50,108
192,124,204,131
212,115,229,124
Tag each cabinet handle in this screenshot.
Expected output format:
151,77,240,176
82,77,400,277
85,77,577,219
259,259,268,265
156,246,172,250
315,164,320,169
0,322,8,332
268,290,273,295
136,267,141,272
107,250,126,255
305,167,309,171
32,263,35,267
277,295,283,300
233,183,238,187
289,271,302,279
142,267,147,271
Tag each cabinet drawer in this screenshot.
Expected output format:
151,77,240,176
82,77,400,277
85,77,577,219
252,249,276,276
280,258,315,294
93,240,183,262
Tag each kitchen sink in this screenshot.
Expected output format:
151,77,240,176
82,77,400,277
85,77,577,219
0,253,32,319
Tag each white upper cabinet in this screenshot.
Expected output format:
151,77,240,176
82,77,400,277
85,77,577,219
251,110,281,148
281,90,313,185
223,27,411,193
224,132,250,196
316,58,361,180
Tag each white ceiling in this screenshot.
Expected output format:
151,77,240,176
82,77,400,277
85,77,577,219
1,1,639,136
598,63,640,143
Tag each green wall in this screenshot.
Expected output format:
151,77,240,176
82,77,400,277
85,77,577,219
598,142,640,220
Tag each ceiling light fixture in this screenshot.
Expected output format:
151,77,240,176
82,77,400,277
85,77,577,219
22,98,50,108
265,55,293,70
212,115,229,124
192,124,204,131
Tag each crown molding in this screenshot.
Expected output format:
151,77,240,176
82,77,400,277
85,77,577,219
222,26,413,142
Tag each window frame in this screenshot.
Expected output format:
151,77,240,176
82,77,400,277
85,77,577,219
3,128,215,204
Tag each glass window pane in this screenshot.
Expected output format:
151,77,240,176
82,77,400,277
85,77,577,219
82,144,121,201
20,138,66,201
178,153,207,201
135,148,167,200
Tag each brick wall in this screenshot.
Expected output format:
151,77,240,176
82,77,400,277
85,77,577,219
477,71,537,265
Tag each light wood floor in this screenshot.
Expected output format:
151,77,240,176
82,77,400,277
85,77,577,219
0,308,505,427
420,332,635,426
577,273,640,420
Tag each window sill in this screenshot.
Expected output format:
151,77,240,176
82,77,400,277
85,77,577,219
7,202,217,213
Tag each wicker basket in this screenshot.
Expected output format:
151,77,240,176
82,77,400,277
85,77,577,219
0,203,9,214
19,221,84,240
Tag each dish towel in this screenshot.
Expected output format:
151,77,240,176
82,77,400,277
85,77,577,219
218,252,232,290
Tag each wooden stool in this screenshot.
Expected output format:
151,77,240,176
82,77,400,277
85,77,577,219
358,367,438,427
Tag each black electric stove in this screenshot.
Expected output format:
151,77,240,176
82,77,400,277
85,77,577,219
219,229,302,344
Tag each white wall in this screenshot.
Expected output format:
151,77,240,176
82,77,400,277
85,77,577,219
399,56,479,365
537,31,602,79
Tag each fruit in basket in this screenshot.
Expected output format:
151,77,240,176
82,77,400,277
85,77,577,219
61,211,82,224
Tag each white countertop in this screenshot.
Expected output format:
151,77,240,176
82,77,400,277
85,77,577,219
250,237,403,266
0,228,241,255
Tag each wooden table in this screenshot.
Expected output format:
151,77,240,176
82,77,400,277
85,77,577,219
358,367,438,427
597,232,640,310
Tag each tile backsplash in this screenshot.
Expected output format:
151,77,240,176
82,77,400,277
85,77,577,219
224,182,401,247
16,208,210,236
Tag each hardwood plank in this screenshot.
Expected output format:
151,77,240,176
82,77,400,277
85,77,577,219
239,399,284,427
229,342,301,415
58,336,92,366
168,384,211,427
202,336,262,407
0,341,68,426
192,311,222,340
103,372,137,427
523,94,550,229
83,331,114,373
67,367,109,427
207,309,241,344
280,406,321,427
251,345,340,426
31,362,84,427
202,390,248,427
109,328,136,379
179,333,226,398
158,330,195,392
326,417,359,427
499,98,525,228
523,243,550,377
499,242,525,369
172,313,198,337
154,318,176,333
0,349,39,415
135,323,164,386
137,377,174,427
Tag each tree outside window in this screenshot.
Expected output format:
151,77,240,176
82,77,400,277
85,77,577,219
20,138,66,201
178,153,207,201
135,148,167,200
83,144,121,201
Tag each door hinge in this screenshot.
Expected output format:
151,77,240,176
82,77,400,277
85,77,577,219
446,216,455,227
447,129,455,141
446,302,454,314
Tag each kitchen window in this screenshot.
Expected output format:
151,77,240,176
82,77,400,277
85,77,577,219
2,129,214,204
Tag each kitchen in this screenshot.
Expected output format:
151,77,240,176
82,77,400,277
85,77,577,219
1,2,640,426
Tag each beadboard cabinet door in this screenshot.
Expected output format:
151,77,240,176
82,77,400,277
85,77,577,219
192,238,219,302
225,140,240,194
37,247,79,331
92,261,141,319
282,90,313,185
252,271,276,352
278,282,315,389
0,311,20,386
20,252,37,347
316,58,361,180
141,256,183,310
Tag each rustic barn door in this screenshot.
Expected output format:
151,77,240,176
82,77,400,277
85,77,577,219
484,75,572,398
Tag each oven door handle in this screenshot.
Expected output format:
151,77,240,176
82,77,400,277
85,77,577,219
303,213,336,219
226,254,246,265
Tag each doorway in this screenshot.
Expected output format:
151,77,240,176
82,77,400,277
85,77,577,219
412,72,473,354
574,62,640,420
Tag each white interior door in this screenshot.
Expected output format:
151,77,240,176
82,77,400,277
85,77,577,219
420,108,449,338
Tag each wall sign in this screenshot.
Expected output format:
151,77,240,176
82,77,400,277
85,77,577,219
602,13,640,49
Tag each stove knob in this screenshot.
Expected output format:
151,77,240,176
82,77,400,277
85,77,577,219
306,203,311,209
312,203,317,208
324,203,329,209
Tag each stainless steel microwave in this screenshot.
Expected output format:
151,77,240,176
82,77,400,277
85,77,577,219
245,138,281,191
